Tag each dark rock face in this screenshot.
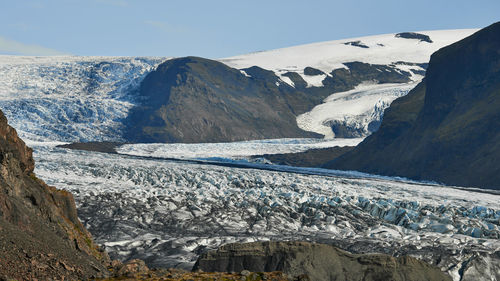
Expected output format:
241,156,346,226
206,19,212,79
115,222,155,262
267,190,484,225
57,141,120,154
303,67,325,76
253,146,354,168
282,72,308,88
343,40,370,48
321,62,411,93
329,22,500,190
395,32,433,43
124,56,412,143
0,110,110,279
193,241,451,281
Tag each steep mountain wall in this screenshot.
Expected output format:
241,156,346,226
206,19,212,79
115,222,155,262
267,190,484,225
328,22,500,190
0,110,110,279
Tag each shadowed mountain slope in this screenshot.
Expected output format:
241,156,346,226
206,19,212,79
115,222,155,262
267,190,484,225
328,22,500,190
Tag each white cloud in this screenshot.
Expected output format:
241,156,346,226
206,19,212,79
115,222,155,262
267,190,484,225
144,20,191,34
0,36,69,56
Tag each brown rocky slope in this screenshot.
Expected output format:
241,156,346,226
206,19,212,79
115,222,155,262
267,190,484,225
0,109,110,280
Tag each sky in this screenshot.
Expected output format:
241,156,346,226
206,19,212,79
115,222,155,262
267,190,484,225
1,0,499,58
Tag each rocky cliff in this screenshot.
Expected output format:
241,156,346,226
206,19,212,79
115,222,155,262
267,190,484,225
0,110,110,279
328,22,500,190
193,241,451,281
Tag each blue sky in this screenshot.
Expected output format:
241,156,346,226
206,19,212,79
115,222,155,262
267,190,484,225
1,0,499,58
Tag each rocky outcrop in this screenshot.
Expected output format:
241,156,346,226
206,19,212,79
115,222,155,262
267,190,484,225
252,146,354,168
124,56,320,143
0,110,110,280
328,22,500,190
395,32,433,43
193,241,451,281
124,57,412,143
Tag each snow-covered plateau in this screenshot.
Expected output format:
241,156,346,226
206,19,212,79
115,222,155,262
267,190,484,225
1,29,498,280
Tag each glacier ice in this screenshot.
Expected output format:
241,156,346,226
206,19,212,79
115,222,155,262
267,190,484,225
1,52,499,280
0,56,165,141
31,142,500,278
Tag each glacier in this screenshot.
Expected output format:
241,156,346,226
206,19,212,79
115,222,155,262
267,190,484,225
31,141,500,279
116,138,363,159
0,29,498,281
0,56,165,141
296,82,416,138
0,30,476,142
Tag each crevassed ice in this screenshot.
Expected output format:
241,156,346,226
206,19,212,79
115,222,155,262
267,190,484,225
32,142,500,272
0,56,166,142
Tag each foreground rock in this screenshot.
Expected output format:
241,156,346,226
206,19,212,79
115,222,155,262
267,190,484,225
0,109,110,280
328,22,500,190
193,241,451,281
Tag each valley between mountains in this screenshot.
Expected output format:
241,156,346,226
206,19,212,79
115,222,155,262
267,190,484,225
1,25,500,281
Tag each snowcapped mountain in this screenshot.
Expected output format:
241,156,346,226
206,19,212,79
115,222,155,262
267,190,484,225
221,29,476,79
0,29,476,143
329,22,500,190
223,29,477,138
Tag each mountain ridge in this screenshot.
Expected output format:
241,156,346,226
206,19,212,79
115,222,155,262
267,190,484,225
124,57,415,143
327,22,500,190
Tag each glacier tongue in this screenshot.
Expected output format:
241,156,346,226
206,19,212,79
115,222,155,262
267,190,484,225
296,82,417,138
0,56,166,141
32,142,500,279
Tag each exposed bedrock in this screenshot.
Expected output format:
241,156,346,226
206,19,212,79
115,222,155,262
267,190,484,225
193,241,452,281
329,21,500,190
0,109,110,280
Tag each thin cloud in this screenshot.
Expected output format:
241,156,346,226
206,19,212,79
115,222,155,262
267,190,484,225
144,20,192,34
0,36,69,56
95,0,129,7
8,23,37,32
